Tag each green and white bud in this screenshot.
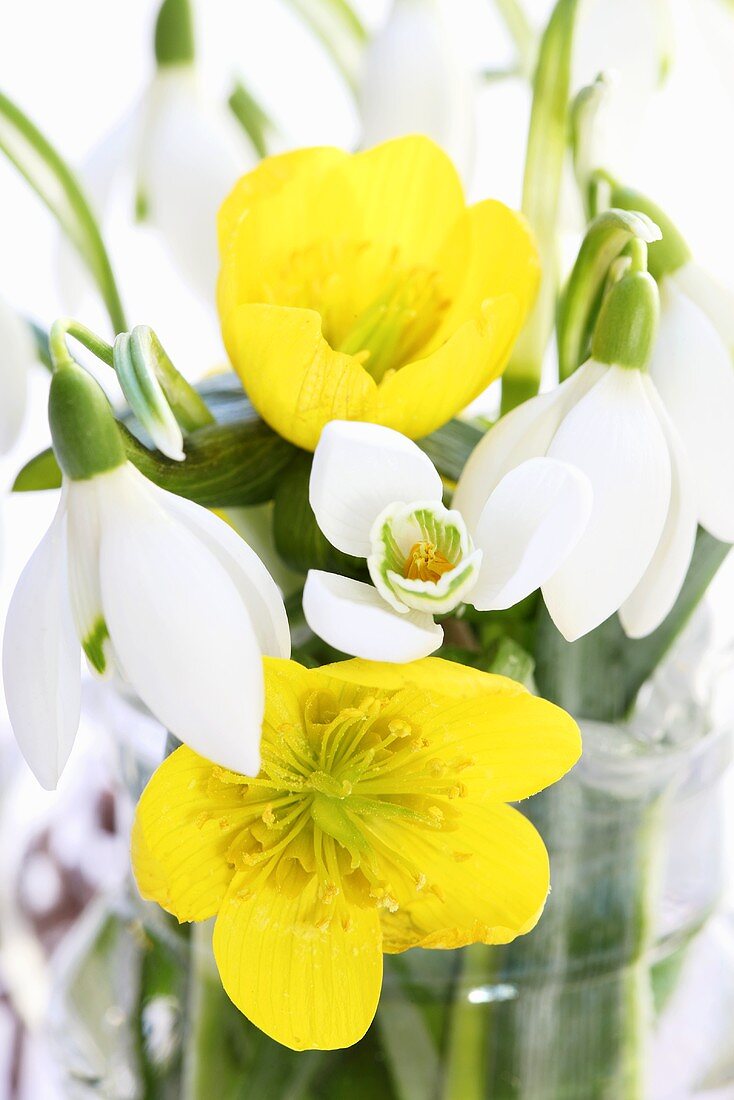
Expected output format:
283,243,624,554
113,327,185,460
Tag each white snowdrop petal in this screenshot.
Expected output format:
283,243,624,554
147,476,290,658
310,420,443,557
303,570,443,662
620,378,698,639
98,471,265,775
66,478,110,675
543,365,671,641
650,280,734,541
2,496,81,789
138,68,252,301
672,261,734,356
359,0,475,178
470,457,593,611
0,298,34,453
453,360,605,532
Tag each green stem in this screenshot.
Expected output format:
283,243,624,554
228,81,276,159
494,0,536,78
500,0,580,414
182,923,240,1100
441,945,497,1100
0,90,127,334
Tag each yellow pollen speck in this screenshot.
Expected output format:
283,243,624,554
404,541,456,583
453,851,473,863
415,873,427,892
194,812,209,829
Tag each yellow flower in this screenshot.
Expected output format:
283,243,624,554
132,657,580,1051
217,136,540,450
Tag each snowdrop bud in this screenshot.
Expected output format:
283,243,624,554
607,182,691,281
359,0,474,178
113,327,185,461
49,364,125,481
591,269,659,370
154,0,195,67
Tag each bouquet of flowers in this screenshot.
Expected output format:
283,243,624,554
1,1,733,1097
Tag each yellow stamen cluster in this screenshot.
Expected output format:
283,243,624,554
202,686,470,931
404,541,456,583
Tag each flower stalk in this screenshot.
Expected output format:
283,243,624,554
500,0,580,414
0,91,127,334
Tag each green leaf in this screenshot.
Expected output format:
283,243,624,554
533,528,731,721
228,81,276,159
0,90,126,333
272,452,366,577
13,447,62,492
417,419,484,483
14,418,297,508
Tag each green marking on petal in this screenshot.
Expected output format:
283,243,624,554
83,616,110,675
367,501,479,615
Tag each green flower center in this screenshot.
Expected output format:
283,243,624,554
208,686,472,926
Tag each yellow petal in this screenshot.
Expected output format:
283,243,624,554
427,693,581,802
213,868,383,1050
375,294,520,440
325,135,466,269
218,149,356,321
222,304,378,450
431,200,540,347
131,746,241,921
321,655,527,700
376,800,549,952
321,658,581,802
217,145,347,265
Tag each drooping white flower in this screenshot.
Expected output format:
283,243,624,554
134,65,252,298
0,298,35,454
648,265,734,548
2,363,289,789
358,0,475,179
303,420,591,662
59,2,254,307
455,269,713,643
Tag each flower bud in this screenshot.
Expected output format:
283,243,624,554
49,364,126,481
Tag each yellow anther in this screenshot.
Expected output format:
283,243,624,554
262,806,276,827
194,811,209,829
428,806,444,825
388,719,412,738
415,873,427,892
318,881,339,905
404,541,456,583
453,851,473,863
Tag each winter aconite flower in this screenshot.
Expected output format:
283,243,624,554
217,135,539,450
132,656,581,1051
304,420,591,661
2,362,289,788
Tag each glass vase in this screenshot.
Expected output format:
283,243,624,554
46,619,734,1100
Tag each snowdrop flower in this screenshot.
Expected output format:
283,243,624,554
358,0,475,179
0,298,35,453
455,267,725,642
2,361,289,790
60,0,253,305
303,420,591,662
